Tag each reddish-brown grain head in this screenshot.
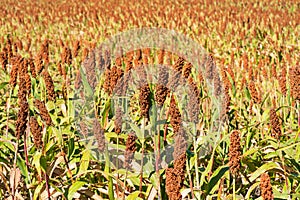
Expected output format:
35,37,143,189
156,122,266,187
269,108,282,139
124,133,137,169
229,130,241,176
260,173,274,200
30,116,43,149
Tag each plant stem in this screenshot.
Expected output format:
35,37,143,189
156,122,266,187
139,146,144,197
6,89,12,137
156,108,161,199
186,159,195,199
193,123,200,189
23,129,33,199
104,145,114,200
12,140,18,200
44,172,51,199
139,118,146,198
116,135,120,198
233,177,236,200
163,106,170,141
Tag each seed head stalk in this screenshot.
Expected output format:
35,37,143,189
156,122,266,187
6,88,12,137
233,177,236,200
193,123,200,189
186,155,195,199
139,117,146,198
12,139,18,200
155,106,162,199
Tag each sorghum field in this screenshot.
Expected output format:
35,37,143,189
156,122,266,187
0,0,299,199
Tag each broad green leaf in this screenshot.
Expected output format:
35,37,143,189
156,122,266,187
40,155,47,172
51,127,63,146
33,151,42,177
0,82,8,90
67,181,85,200
68,138,75,159
245,182,260,199
78,149,90,175
249,162,282,182
126,191,143,200
33,181,45,200
128,122,143,140
17,156,29,183
205,166,229,194
46,101,56,111
242,148,258,157
79,66,94,97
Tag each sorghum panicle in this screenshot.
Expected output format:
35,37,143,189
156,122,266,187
30,116,43,149
139,84,151,119
114,107,122,135
228,130,241,176
187,78,200,123
72,40,80,58
270,108,282,139
248,80,261,104
42,70,56,101
182,62,192,79
155,66,169,106
173,57,185,73
15,101,29,139
260,173,274,200
61,46,72,66
278,66,287,95
34,99,53,126
169,95,182,133
166,168,182,200
9,56,20,88
28,58,36,78
0,52,8,70
93,119,106,152
289,66,300,101
124,133,137,169
83,50,97,90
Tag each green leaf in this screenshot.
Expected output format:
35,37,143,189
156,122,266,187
101,98,111,126
245,182,260,199
40,155,47,172
242,148,258,157
67,181,85,200
0,82,8,90
78,149,90,175
17,155,29,183
33,151,42,177
127,191,143,200
33,181,45,200
205,166,229,194
51,127,63,146
128,122,143,140
249,162,283,182
79,66,94,97
46,101,56,111
68,138,75,159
